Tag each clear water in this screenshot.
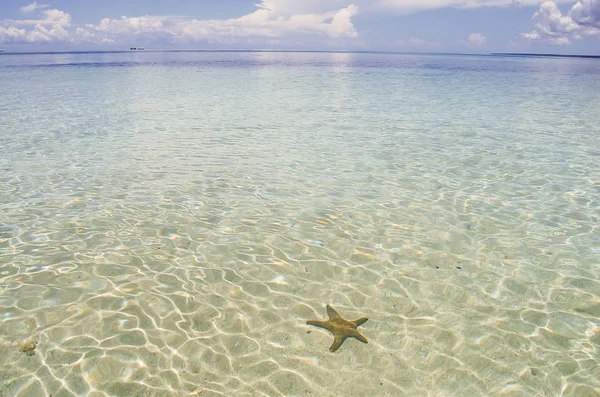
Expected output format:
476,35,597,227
1,51,599,397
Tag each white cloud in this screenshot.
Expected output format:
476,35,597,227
1,1,359,46
2,0,595,48
253,0,351,16
7,8,71,27
1,6,71,44
376,0,574,14
0,24,69,44
0,26,27,43
235,0,576,15
522,0,600,45
570,0,600,28
467,32,487,46
73,4,360,45
20,2,48,13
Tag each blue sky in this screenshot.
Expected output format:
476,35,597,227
1,0,599,54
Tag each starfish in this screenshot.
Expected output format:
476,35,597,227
306,305,368,352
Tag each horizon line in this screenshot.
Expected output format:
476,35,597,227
0,49,599,59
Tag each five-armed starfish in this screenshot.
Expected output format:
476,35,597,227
306,305,368,352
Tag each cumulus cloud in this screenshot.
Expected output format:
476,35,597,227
522,0,600,45
20,2,48,13
1,6,71,44
1,1,360,46
570,0,600,28
77,4,359,44
2,0,594,48
467,32,487,46
8,9,72,27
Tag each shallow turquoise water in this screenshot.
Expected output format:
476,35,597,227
1,51,599,396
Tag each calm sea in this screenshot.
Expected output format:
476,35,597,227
1,51,599,396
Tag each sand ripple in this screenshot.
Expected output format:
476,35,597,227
1,52,600,396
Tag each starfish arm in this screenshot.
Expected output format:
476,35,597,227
306,320,335,332
326,305,341,320
351,317,368,327
352,332,368,344
329,335,345,352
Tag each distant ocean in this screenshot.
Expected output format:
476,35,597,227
1,51,599,397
